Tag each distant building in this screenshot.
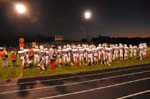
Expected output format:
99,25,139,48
54,35,64,42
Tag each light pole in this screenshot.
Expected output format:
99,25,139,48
13,2,29,35
14,3,27,49
14,3,28,37
84,10,92,42
14,3,28,35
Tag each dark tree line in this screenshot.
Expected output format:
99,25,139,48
90,35,150,45
0,34,150,47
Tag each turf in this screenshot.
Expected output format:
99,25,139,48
0,48,150,80
23,58,150,77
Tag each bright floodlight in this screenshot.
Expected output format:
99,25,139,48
84,11,92,20
15,3,26,14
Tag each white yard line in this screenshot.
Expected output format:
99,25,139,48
0,70,149,95
38,78,149,99
0,65,149,87
117,90,150,99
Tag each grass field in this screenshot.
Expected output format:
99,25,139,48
0,48,150,80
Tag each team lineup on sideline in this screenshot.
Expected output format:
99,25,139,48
18,42,147,71
0,41,148,73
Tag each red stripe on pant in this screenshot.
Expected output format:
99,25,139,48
50,60,56,70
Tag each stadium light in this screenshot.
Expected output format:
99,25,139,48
84,10,92,42
84,11,92,20
15,3,27,14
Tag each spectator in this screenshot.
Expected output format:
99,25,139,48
0,47,6,67
11,51,17,68
4,48,8,67
28,47,34,68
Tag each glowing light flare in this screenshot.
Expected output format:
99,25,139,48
15,3,27,14
84,11,92,20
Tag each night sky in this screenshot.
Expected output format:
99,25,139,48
0,0,150,41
